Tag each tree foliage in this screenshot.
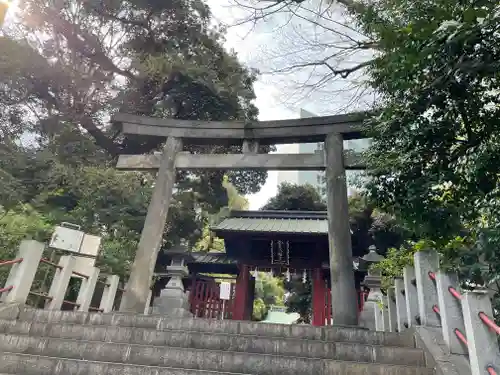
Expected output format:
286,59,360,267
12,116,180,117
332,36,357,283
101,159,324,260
2,0,270,202
359,0,500,290
365,0,500,237
284,278,312,324
262,182,327,211
195,176,249,252
0,0,269,297
252,272,285,321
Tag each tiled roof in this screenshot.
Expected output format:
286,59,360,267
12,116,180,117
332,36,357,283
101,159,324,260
212,210,328,235
190,252,236,265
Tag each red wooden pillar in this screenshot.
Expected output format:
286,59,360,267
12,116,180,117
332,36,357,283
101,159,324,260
312,268,326,326
233,264,250,321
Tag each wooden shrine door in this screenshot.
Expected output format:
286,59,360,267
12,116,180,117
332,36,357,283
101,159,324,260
189,278,236,320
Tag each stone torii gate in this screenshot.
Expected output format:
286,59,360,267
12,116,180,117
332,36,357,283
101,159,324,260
112,111,368,326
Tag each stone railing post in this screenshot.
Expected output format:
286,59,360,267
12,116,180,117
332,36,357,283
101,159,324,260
364,268,384,331
435,271,467,355
382,304,390,331
144,290,152,315
386,287,398,332
373,301,385,331
46,255,76,310
394,277,408,332
0,240,45,304
462,290,500,375
99,275,119,313
403,265,419,327
76,267,100,312
414,250,440,326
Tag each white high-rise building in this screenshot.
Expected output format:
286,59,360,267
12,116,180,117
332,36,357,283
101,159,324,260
344,138,371,196
276,109,372,197
276,109,324,194
276,143,301,186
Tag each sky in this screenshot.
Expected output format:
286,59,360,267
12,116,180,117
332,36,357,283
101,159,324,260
205,0,371,209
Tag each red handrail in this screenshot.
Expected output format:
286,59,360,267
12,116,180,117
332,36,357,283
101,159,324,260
428,271,436,281
448,286,462,300
97,279,110,287
479,312,500,335
62,300,80,308
433,305,440,315
28,291,53,300
40,258,63,269
72,270,89,279
0,258,23,267
454,328,468,346
0,285,13,293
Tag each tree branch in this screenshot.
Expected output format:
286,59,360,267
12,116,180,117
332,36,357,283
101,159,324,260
324,59,373,78
43,7,136,81
269,58,373,78
79,115,121,157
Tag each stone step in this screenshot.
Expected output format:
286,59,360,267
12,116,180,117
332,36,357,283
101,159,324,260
0,352,253,375
0,320,426,366
18,308,416,348
0,334,432,375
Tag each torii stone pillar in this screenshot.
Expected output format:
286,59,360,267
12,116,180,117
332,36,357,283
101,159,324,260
120,137,183,313
324,132,358,326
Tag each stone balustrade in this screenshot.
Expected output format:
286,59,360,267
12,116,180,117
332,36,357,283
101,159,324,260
370,250,500,375
0,240,123,313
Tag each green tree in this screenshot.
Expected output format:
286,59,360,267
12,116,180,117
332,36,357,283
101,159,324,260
363,0,499,236
0,205,52,285
252,272,285,321
255,272,285,306
0,0,273,290
284,278,312,324
262,183,326,211
234,0,498,253
195,176,249,252
0,0,270,235
252,298,267,321
358,1,500,290
2,0,270,198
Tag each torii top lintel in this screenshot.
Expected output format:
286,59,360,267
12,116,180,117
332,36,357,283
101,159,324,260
111,111,370,145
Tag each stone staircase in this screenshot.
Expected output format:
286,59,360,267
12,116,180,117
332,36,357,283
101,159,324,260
0,306,434,375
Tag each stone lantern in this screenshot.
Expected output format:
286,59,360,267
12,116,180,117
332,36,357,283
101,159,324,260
152,240,194,317
361,245,384,290
358,245,385,274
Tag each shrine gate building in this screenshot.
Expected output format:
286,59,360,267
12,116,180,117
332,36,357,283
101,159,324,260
154,210,368,326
